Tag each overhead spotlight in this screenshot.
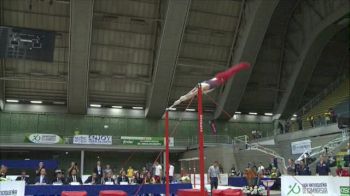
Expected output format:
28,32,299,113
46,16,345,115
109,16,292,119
168,108,176,111
30,100,43,104
249,112,257,115
235,111,241,114
264,113,273,116
112,106,123,109
6,99,19,103
90,104,101,108
185,108,196,112
53,101,65,105
233,115,237,120
132,106,143,110
293,114,297,117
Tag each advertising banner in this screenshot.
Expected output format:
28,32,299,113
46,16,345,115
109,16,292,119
291,139,311,154
281,176,350,196
0,180,25,196
120,136,174,147
73,135,112,145
25,133,62,144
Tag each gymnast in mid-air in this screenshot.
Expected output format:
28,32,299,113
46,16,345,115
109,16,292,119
170,62,251,108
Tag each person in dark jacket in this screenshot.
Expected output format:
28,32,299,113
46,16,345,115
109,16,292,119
15,170,30,184
34,168,50,184
85,172,101,184
66,168,82,184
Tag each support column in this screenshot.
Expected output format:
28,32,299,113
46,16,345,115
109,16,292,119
80,150,85,177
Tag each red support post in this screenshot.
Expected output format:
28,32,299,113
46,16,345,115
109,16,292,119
165,110,170,196
197,84,205,195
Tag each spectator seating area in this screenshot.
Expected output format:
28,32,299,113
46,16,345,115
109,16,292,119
301,79,349,129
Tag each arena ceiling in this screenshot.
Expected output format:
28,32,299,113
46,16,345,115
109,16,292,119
0,0,348,120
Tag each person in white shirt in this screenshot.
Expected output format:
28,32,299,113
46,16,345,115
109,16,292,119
169,164,174,183
154,161,162,183
257,162,265,174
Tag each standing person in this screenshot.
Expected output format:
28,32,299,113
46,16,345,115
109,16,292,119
104,164,112,175
287,159,296,176
93,160,103,179
296,160,311,175
154,161,162,184
35,161,45,176
316,155,330,176
208,161,221,191
329,108,337,123
127,166,134,179
169,163,174,183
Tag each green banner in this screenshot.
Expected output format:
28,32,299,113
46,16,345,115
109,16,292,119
120,136,174,146
25,133,63,144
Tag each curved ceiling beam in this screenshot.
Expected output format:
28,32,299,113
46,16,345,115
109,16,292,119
145,0,191,118
214,0,280,120
276,1,349,119
67,0,94,114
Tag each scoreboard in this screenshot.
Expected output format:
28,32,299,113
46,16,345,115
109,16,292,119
0,26,56,62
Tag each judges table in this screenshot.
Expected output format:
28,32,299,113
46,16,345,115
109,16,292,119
25,184,192,196
228,177,280,190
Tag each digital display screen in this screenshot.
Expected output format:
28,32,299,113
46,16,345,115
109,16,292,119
0,26,56,62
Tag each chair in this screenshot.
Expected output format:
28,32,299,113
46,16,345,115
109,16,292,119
99,190,128,196
61,191,87,196
177,189,208,196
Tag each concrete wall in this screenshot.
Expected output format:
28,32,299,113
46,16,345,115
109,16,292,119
180,145,237,174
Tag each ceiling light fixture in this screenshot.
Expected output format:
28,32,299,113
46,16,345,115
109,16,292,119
132,106,143,110
6,99,19,103
90,104,101,108
30,101,43,104
185,108,196,112
264,113,273,116
249,112,258,115
235,111,241,114
112,106,123,109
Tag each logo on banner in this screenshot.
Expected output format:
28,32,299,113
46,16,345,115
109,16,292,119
26,134,62,144
288,183,301,195
340,186,350,196
73,135,112,145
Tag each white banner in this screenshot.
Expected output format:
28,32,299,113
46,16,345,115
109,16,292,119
291,139,311,154
27,133,62,144
190,173,228,186
0,181,25,196
281,176,350,196
73,135,112,145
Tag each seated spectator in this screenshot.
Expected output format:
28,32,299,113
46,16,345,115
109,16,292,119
119,167,125,175
66,168,82,184
296,160,311,175
117,171,129,184
67,162,80,177
336,165,349,177
16,170,30,184
104,164,112,175
133,172,143,184
35,162,45,176
85,172,101,184
0,165,7,178
34,168,50,184
244,167,256,187
104,171,115,184
52,169,66,184
230,165,237,176
257,162,265,174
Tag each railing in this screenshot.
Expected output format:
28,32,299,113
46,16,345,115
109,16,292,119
0,133,234,148
297,74,347,116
